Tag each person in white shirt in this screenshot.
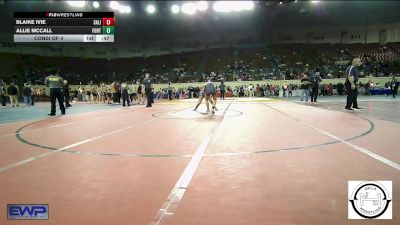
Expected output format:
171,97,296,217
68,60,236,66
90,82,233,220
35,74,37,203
248,84,254,98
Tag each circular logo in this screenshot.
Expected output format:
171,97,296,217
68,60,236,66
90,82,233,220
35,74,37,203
349,181,392,219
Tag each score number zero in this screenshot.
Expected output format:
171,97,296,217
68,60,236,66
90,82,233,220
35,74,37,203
102,18,114,35
103,18,115,26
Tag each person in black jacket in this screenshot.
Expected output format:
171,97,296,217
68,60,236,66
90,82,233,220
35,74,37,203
310,71,322,103
390,76,399,98
22,83,32,106
168,82,173,100
0,80,6,107
143,73,154,107
7,82,19,107
300,74,310,102
121,80,130,107
337,82,344,95
30,85,36,106
219,81,226,100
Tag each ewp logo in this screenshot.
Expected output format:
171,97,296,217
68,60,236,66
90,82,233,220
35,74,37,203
7,204,49,220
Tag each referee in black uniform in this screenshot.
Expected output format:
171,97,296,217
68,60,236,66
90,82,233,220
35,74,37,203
45,69,65,116
345,58,363,111
143,73,154,107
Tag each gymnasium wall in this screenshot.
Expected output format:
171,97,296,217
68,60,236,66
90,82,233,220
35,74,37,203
270,23,400,44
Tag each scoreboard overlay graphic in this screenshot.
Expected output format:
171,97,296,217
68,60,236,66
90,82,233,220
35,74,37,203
13,12,114,42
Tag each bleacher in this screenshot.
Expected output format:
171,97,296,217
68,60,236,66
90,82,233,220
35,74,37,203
1,43,399,84
344,43,400,63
